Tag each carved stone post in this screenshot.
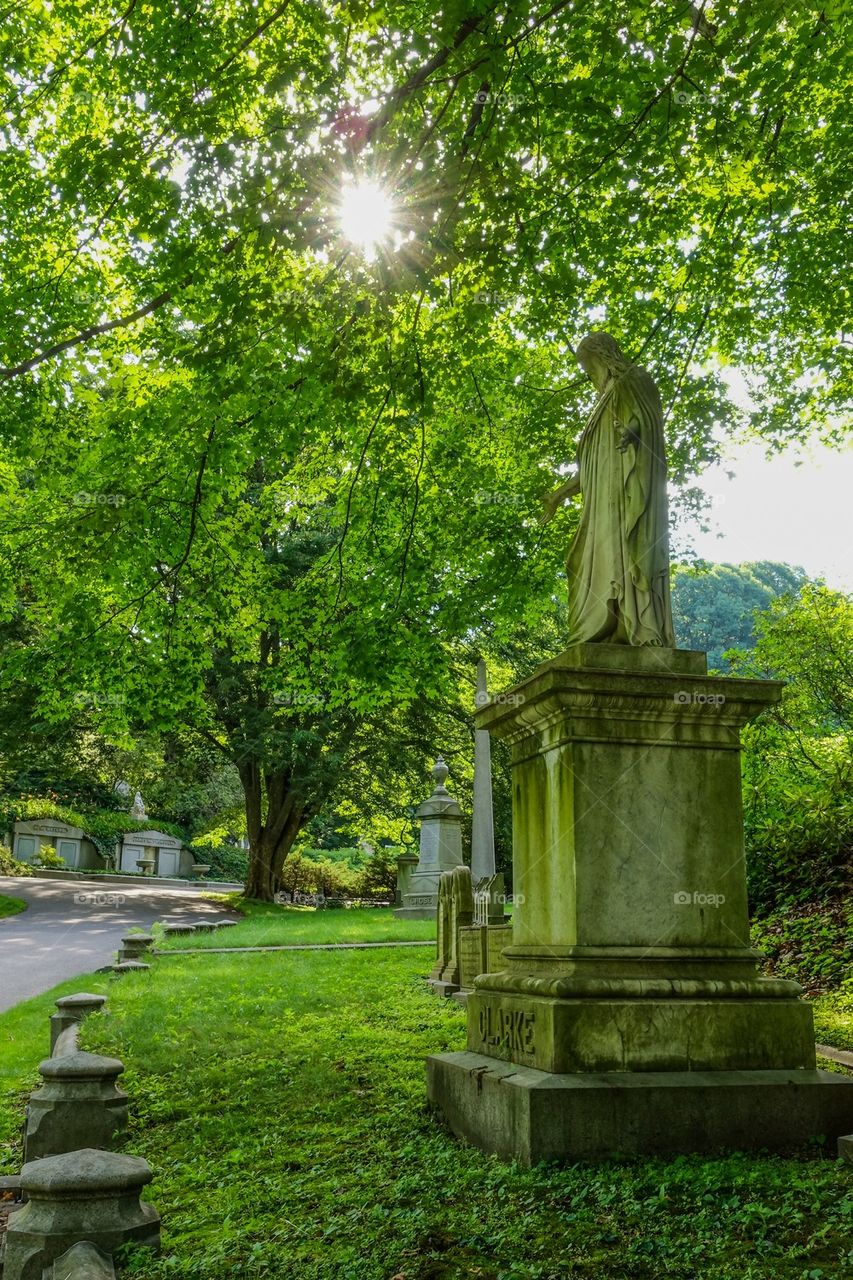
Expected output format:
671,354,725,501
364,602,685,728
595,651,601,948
49,995,106,1055
24,1053,128,1162
3,1149,160,1280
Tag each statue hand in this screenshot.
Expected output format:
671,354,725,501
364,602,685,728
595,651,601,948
617,425,640,454
539,492,560,525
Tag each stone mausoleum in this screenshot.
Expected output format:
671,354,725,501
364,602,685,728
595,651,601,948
8,818,197,879
12,818,102,872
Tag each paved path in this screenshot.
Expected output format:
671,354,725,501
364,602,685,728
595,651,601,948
0,876,233,1012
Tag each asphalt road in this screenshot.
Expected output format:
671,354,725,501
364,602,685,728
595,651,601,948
0,875,233,1012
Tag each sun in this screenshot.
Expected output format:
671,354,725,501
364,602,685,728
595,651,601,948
337,179,395,258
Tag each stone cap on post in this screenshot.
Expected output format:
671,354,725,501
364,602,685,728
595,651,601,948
54,995,107,1016
37,1052,124,1083
20,1149,152,1197
50,995,107,1054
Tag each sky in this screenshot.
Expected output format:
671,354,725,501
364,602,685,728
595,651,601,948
675,439,853,591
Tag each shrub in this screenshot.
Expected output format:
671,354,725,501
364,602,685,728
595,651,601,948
34,843,65,869
192,842,248,884
0,847,32,876
279,854,360,898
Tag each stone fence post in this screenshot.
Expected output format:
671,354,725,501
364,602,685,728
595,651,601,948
3,1150,160,1280
2,995,160,1280
50,996,106,1055
24,1053,128,1163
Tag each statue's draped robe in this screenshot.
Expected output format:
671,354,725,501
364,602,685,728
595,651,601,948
566,365,675,647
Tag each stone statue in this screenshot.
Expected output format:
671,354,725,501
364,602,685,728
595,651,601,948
542,332,675,647
129,792,147,821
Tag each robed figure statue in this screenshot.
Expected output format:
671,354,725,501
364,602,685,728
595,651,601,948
542,332,675,647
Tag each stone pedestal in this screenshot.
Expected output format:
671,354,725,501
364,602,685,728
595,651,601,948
395,758,464,920
3,1149,159,1280
25,1053,128,1162
117,933,154,963
46,1242,115,1279
427,645,853,1160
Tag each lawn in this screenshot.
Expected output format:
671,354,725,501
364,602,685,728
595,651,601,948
1,945,851,1280
158,896,436,949
0,894,26,920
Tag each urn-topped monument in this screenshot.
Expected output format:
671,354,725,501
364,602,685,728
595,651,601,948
427,334,853,1161
394,757,464,920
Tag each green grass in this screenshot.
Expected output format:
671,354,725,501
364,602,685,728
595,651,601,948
0,894,27,919
1,949,851,1279
158,896,436,949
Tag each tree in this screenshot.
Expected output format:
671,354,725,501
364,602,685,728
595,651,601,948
729,584,853,909
0,2,850,896
671,560,807,668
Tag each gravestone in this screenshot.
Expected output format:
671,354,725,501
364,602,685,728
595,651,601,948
426,332,853,1162
394,851,418,907
394,758,464,920
428,866,474,997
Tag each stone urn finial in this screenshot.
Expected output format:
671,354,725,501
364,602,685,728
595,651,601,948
431,756,450,792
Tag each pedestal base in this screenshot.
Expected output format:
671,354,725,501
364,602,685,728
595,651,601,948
467,988,816,1072
426,979,460,998
393,904,436,920
427,1051,853,1164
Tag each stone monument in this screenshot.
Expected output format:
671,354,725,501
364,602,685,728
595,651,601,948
428,865,475,996
427,332,853,1161
394,757,464,920
472,659,507,924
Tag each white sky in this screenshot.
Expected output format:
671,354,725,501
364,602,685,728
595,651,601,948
676,440,853,591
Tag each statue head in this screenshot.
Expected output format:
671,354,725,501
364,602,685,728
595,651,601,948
576,332,632,391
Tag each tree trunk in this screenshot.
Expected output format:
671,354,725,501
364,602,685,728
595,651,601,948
239,761,309,901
